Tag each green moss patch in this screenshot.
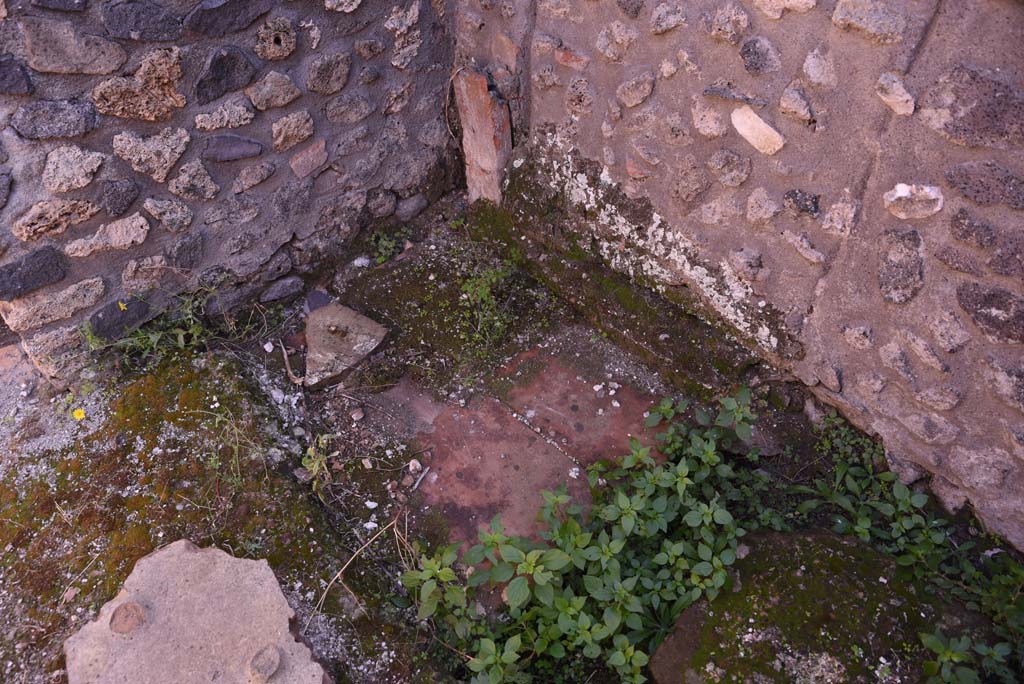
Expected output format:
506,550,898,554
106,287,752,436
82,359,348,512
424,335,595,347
0,354,344,681
464,202,762,400
340,226,562,397
654,532,970,683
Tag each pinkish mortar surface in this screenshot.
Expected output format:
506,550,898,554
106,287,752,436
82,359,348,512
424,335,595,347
378,350,655,543
454,0,1024,548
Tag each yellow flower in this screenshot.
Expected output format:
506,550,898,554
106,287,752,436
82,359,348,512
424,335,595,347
118,300,128,311
72,408,86,421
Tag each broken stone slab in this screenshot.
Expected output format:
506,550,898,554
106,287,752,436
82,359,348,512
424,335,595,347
307,52,352,95
32,0,86,10
64,539,330,684
879,228,924,304
702,2,749,45
168,159,219,200
821,193,860,236
783,230,825,264
883,183,943,219
0,54,33,95
246,70,302,111
876,72,914,115
143,197,193,232
165,231,204,269
87,294,152,341
100,0,184,42
195,46,260,105
784,189,820,218
831,0,906,44
304,303,387,389
260,275,304,303
454,68,512,204
706,148,751,187
802,47,837,88
956,283,1024,345
233,161,276,193
745,187,780,223
396,194,428,221
384,2,421,70
122,255,171,293
12,199,99,241
596,20,638,62
290,139,327,178
255,16,296,61
617,71,656,108
19,323,86,379
183,0,274,37
91,47,186,122
779,81,813,123
919,65,1023,151
272,110,314,152
113,127,190,183
42,145,106,193
0,171,11,210
326,0,362,11
0,246,68,301
553,46,589,71
945,160,1024,210
0,277,104,332
730,106,785,155
99,178,141,217
201,134,263,162
64,213,149,258
324,92,374,125
988,357,1024,414
565,75,598,114
650,3,685,34
703,78,768,106
195,98,255,131
691,96,726,138
751,0,815,19
740,36,781,75
11,99,98,139
20,16,127,74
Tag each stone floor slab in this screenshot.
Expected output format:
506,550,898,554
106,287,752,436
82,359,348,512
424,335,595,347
64,539,329,684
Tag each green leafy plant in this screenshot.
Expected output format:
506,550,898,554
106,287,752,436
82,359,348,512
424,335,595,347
398,396,1024,683
802,414,1024,683
920,630,980,684
401,389,772,683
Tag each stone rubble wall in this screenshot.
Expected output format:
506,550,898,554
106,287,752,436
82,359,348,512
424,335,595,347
453,0,1024,548
0,0,457,377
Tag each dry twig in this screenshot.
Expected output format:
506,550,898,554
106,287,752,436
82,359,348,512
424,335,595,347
307,516,399,629
279,339,304,385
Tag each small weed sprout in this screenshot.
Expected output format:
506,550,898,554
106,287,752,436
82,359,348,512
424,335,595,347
459,261,514,348
303,434,338,503
371,227,412,264
81,291,211,369
80,288,290,372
